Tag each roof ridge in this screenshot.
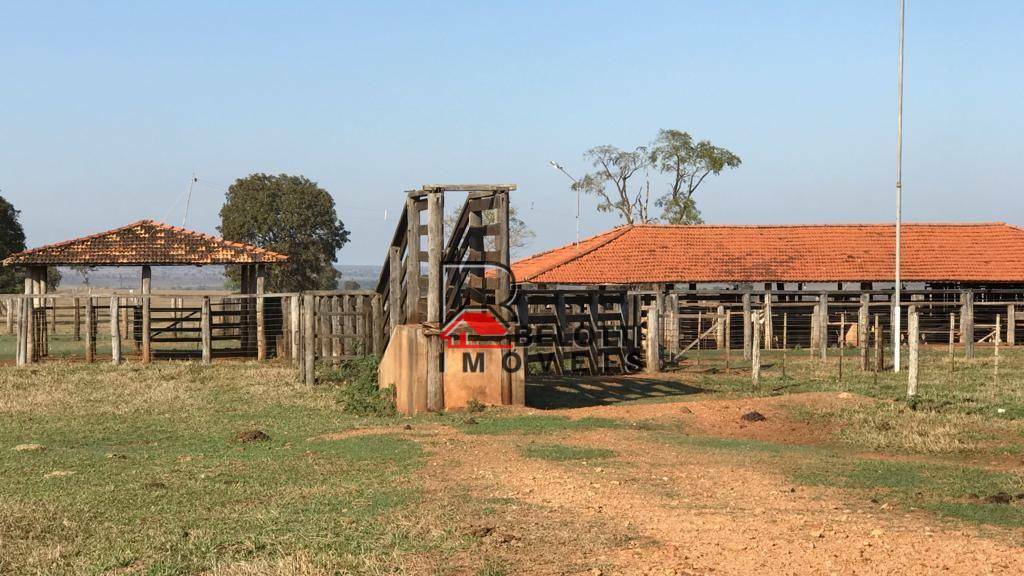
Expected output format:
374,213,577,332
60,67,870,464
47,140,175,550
519,225,633,282
630,221,1010,229
3,219,288,265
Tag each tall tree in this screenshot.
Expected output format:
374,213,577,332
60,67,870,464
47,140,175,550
649,129,741,224
0,194,27,293
219,174,350,291
572,145,652,225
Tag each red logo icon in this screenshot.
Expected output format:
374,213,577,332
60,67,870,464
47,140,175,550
440,308,513,349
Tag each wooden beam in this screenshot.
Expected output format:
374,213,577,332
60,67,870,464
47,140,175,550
201,296,212,364
405,197,421,323
110,296,122,364
290,295,301,364
256,265,266,361
303,294,316,385
961,289,974,358
141,265,152,363
84,297,95,363
426,189,444,411
741,292,751,361
371,293,383,356
859,293,870,370
388,246,402,331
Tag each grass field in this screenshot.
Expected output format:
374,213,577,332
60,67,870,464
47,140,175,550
2,348,1024,574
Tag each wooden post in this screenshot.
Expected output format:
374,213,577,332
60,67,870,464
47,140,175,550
782,311,788,378
907,310,919,398
961,289,974,358
290,295,301,365
838,313,845,382
751,311,762,386
818,292,828,361
810,303,820,353
1007,304,1015,347
24,276,33,364
716,304,726,350
4,298,11,335
371,293,383,356
696,309,702,368
724,309,732,370
331,296,342,359
110,296,121,364
859,293,870,370
741,291,752,361
70,297,79,341
141,265,152,363
646,302,661,373
763,291,773,350
994,314,1001,379
15,297,24,366
303,294,316,385
388,246,402,332
666,293,679,357
405,197,422,323
319,297,331,360
201,296,212,365
84,297,95,363
949,311,956,379
426,189,445,411
255,265,266,361
874,315,884,372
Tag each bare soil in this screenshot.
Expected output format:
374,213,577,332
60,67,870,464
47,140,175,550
387,392,1024,575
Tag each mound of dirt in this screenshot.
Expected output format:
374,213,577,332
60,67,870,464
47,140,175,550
234,429,271,443
740,411,767,422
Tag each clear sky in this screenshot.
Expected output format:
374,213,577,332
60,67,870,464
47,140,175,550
2,1,1022,265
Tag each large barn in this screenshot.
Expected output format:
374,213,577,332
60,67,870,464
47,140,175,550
510,222,1024,366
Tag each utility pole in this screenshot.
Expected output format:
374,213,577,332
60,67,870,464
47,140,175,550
893,0,905,373
549,161,580,248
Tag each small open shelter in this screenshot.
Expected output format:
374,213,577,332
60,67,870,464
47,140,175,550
2,219,286,362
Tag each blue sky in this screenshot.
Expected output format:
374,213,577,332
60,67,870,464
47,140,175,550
2,1,1022,264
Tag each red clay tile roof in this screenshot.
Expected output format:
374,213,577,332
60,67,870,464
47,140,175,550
511,223,1024,284
2,220,287,266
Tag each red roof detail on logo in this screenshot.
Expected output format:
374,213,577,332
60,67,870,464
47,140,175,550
440,309,512,348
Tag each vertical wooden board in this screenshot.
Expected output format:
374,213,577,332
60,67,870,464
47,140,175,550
426,190,444,411
494,190,511,321
371,293,383,357
141,265,152,363
290,295,301,364
405,197,422,323
255,266,266,361
303,294,316,385
859,293,870,370
201,296,212,365
319,298,331,360
741,292,752,360
388,246,402,330
110,297,122,365
84,297,95,363
331,296,342,358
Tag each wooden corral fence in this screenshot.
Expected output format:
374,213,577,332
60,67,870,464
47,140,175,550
647,287,1024,370
1,290,383,368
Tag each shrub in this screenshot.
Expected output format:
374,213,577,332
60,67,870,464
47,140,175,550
322,356,396,417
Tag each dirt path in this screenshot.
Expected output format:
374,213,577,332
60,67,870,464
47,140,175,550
406,393,1024,575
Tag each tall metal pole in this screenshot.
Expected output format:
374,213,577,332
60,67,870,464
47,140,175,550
893,0,905,373
550,161,580,247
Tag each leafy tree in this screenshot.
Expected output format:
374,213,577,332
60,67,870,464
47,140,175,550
649,129,741,224
569,130,741,226
572,145,651,225
219,174,350,291
444,203,535,257
0,194,27,293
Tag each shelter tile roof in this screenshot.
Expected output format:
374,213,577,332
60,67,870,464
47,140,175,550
2,220,287,266
511,223,1024,284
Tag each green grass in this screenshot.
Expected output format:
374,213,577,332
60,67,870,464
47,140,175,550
0,361,442,575
655,428,1024,528
458,414,621,435
521,443,616,462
